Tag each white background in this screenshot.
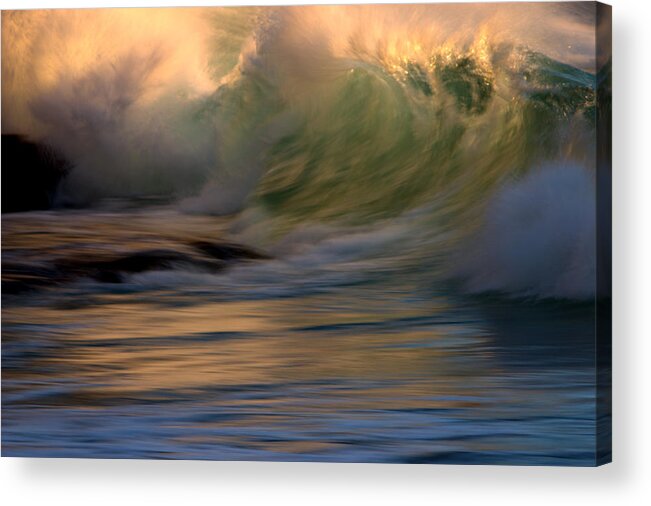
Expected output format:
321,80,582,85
1,0,649,504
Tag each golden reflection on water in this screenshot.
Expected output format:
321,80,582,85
1,209,229,256
4,291,502,458
3,293,489,398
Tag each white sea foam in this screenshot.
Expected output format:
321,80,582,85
455,163,596,299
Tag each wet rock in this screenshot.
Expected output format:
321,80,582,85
189,241,271,261
3,241,271,294
2,134,72,213
53,249,225,283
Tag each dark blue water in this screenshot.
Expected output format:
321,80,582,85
2,207,597,464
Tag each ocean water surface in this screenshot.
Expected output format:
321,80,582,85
2,205,596,464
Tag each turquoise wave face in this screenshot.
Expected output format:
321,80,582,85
212,44,598,229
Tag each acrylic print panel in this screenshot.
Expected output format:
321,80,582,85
1,2,611,466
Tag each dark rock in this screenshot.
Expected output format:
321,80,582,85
3,241,271,294
190,241,271,261
2,134,72,213
53,249,226,283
